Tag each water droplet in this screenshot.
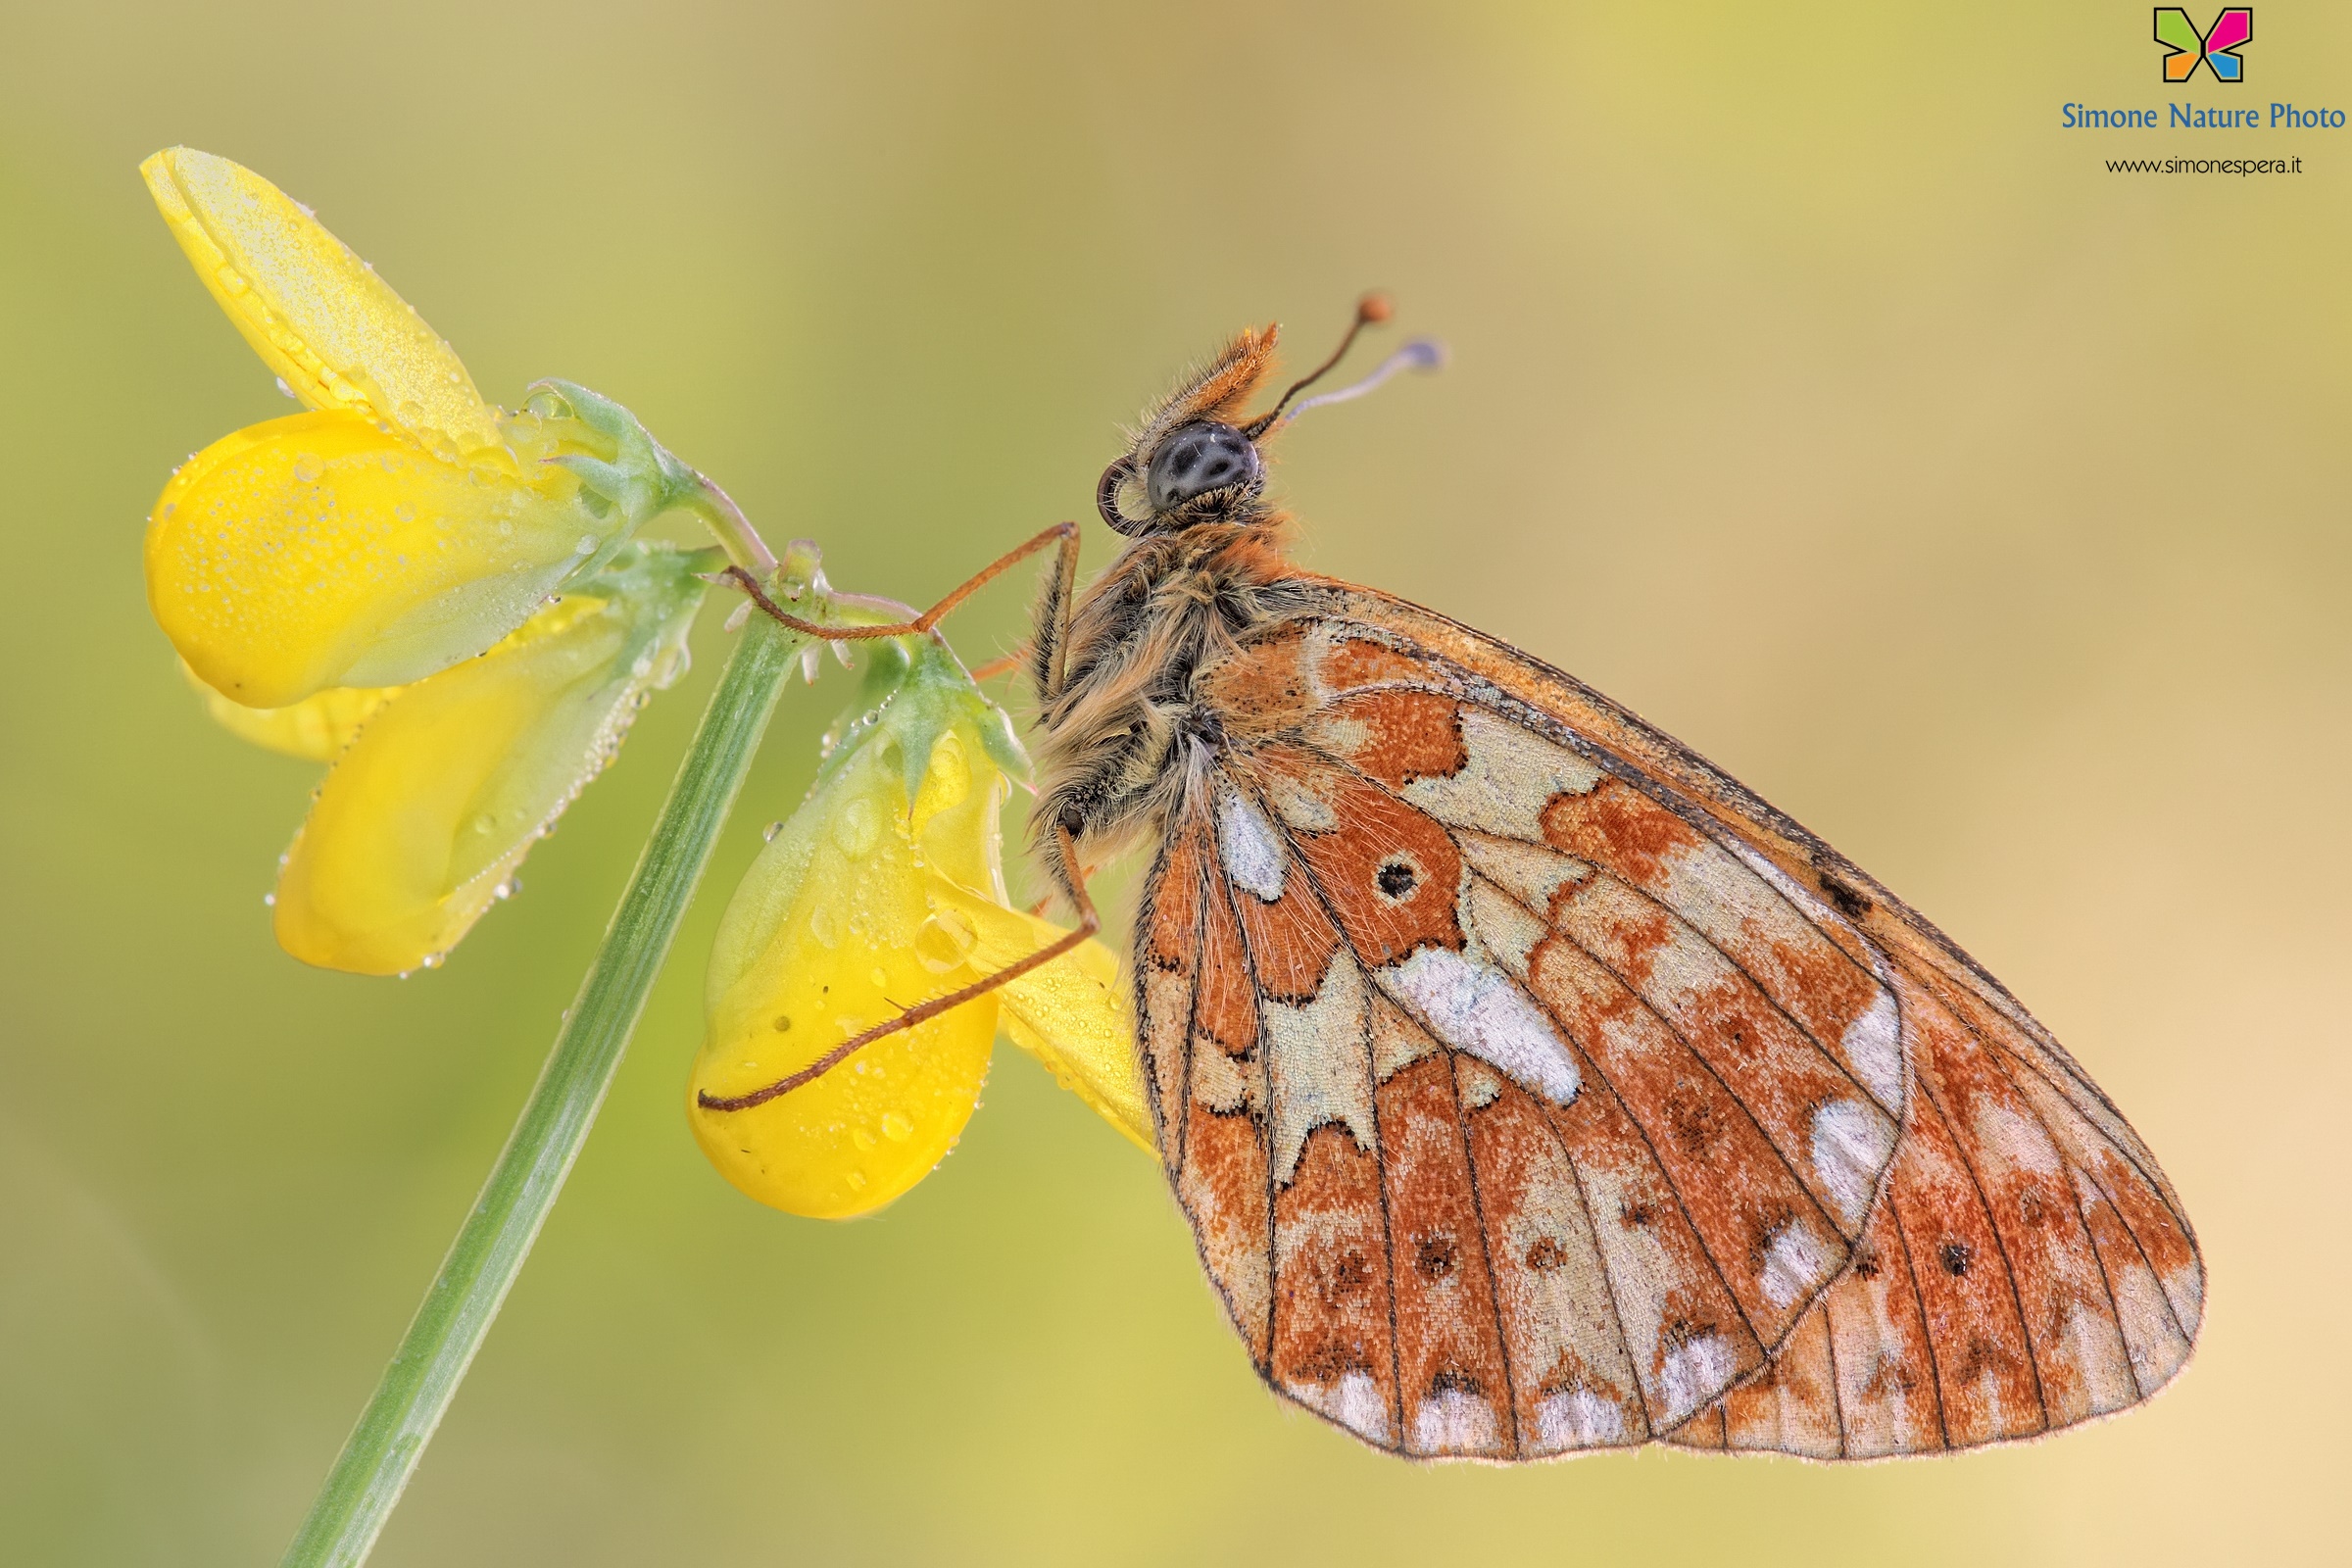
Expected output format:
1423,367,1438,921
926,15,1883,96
393,502,416,522
575,534,597,555
809,904,840,947
761,820,784,843
851,1127,877,1152
868,965,889,989
420,952,445,969
274,376,296,400
214,265,248,294
770,1013,793,1032
928,729,967,781
262,892,276,907
880,1110,914,1143
914,908,979,974
846,1171,868,1191
290,454,324,483
469,812,496,835
832,798,880,857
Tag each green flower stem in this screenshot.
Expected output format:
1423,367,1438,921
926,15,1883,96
684,473,778,580
279,610,807,1568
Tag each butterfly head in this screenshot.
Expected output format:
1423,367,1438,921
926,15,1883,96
1096,295,1441,537
1098,324,1283,536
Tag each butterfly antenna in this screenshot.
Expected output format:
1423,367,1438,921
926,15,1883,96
1244,292,1395,438
1279,338,1446,426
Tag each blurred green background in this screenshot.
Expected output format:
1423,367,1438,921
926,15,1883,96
4,2,2346,1564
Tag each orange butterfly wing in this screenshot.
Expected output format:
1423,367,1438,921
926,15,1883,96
1138,605,1909,1456
1134,580,2199,1461
1670,957,2202,1457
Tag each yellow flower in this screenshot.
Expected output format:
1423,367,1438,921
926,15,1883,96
270,546,708,975
181,659,400,761
689,639,1148,1219
146,147,730,975
142,147,672,709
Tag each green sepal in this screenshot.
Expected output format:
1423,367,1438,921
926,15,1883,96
809,637,1029,812
526,378,706,570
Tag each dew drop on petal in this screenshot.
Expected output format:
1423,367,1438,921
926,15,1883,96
846,1171,867,1192
832,798,880,857
761,820,784,843
880,1110,914,1143
851,1127,876,1152
290,454,324,483
809,904,840,948
913,908,979,974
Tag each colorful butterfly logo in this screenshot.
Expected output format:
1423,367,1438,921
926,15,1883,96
2156,7,2252,83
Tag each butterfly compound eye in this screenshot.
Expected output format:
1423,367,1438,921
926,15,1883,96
1146,422,1262,513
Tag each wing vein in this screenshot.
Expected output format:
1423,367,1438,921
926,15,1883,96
1209,862,1280,1375
1171,825,1207,1173
1901,1016,2056,1434
1446,1053,1526,1455
1234,773,1407,1447
1460,869,1774,1352
1888,1200,1954,1451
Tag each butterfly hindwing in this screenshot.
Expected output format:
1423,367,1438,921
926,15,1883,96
1185,581,2202,1460
1139,613,1930,1457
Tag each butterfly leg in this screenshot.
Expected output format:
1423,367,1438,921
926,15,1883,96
966,650,1028,682
727,520,1082,648
695,824,1101,1113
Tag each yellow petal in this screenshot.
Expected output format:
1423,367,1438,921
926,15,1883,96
182,659,399,761
690,716,1004,1219
272,550,704,975
141,147,500,459
150,409,612,708
929,880,1152,1154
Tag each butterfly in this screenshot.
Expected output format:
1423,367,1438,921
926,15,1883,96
727,298,2204,1460
2156,8,2251,84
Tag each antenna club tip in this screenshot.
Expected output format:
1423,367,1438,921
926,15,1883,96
1357,291,1395,324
